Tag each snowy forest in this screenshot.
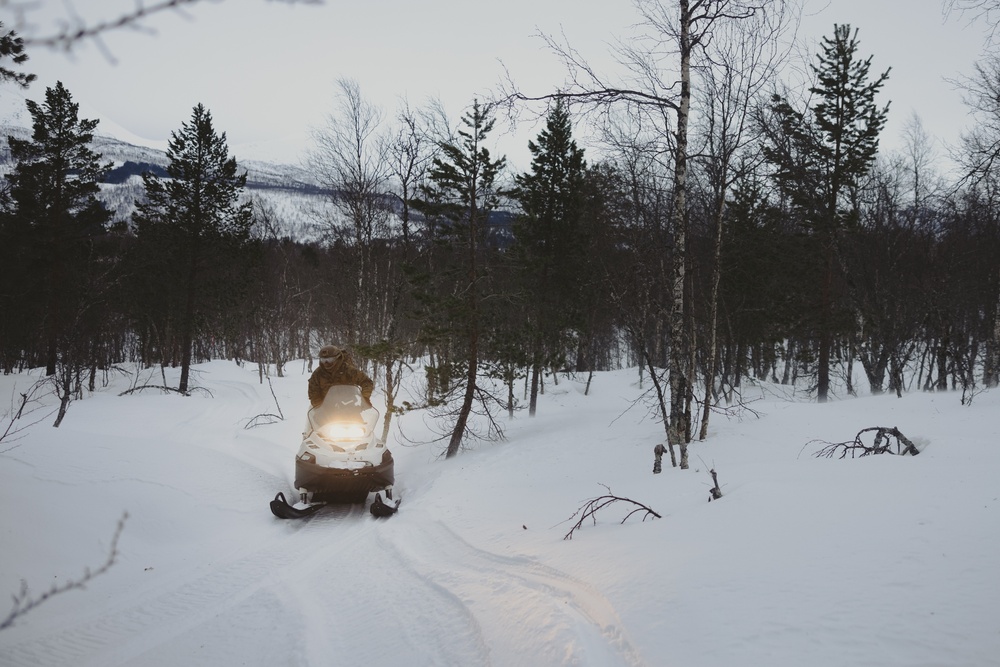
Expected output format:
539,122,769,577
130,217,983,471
2,2,1000,665
1,0,999,464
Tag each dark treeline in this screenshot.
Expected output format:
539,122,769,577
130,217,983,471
1,18,998,456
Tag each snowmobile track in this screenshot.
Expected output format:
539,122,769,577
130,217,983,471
0,503,372,667
373,518,645,667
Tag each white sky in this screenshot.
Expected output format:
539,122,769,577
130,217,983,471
2,0,991,169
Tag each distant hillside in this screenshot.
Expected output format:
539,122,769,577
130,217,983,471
0,105,516,245
0,122,331,240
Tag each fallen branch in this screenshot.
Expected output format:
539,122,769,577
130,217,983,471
563,485,661,540
245,376,285,429
1,512,127,632
118,384,190,397
812,426,921,459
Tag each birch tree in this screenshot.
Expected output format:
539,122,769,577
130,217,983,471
516,0,788,468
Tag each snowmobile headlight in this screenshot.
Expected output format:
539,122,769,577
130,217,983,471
321,422,367,440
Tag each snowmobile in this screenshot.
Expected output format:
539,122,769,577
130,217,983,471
270,384,399,519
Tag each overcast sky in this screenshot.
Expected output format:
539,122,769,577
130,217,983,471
2,0,990,170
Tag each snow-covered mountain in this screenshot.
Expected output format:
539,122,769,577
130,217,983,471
0,88,329,240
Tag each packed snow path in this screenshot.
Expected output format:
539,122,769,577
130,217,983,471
0,363,642,667
2,509,640,666
3,360,999,666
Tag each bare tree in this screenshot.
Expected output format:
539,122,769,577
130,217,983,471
692,2,792,440
945,0,1000,39
308,78,393,348
512,0,788,469
955,56,1000,387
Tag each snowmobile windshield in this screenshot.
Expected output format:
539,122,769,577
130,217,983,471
308,385,377,438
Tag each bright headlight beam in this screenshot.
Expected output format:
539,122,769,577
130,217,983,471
321,423,367,440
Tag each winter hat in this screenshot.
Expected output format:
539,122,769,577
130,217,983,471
319,345,343,359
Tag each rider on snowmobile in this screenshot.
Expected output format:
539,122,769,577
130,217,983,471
308,345,374,408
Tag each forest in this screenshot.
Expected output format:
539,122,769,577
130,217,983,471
0,1,998,466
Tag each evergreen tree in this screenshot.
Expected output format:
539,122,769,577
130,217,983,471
0,22,35,88
134,104,252,392
763,24,890,401
2,81,110,374
412,101,506,458
512,100,588,416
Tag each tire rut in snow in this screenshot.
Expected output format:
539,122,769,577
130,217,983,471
377,519,645,667
270,515,494,666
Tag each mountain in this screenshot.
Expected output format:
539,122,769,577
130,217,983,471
0,89,329,241
0,89,517,245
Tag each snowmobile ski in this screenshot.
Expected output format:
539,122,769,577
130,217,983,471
269,492,326,520
369,491,400,518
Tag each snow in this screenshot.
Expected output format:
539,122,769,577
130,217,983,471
1,360,998,666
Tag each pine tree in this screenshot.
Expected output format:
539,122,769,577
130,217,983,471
134,104,252,392
412,101,506,457
512,100,588,416
2,81,110,374
0,22,35,88
764,24,890,402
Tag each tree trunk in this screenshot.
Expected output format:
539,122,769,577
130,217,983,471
178,249,199,394
667,0,692,469
699,195,725,441
529,349,541,417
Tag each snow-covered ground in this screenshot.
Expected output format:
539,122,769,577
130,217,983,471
1,360,997,666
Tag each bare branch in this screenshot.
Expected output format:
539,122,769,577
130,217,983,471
563,485,661,540
0,379,56,451
118,384,191,396
810,426,922,459
6,0,323,52
1,512,127,632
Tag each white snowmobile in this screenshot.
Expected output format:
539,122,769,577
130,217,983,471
270,384,399,519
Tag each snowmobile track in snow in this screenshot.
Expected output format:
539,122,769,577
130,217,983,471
371,518,645,666
2,508,644,666
0,503,370,667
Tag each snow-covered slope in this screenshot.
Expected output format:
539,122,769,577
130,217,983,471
0,362,997,666
0,91,326,237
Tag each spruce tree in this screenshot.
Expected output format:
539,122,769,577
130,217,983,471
134,104,252,392
412,101,506,457
764,24,890,401
512,100,588,416
2,81,110,374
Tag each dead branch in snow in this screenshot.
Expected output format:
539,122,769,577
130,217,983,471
653,443,667,474
245,375,284,429
811,426,921,459
708,468,723,501
0,512,127,632
563,485,661,540
119,384,190,397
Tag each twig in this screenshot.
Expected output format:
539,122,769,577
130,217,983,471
245,413,282,429
118,384,190,396
19,0,324,51
1,512,128,631
563,485,661,540
812,426,921,459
